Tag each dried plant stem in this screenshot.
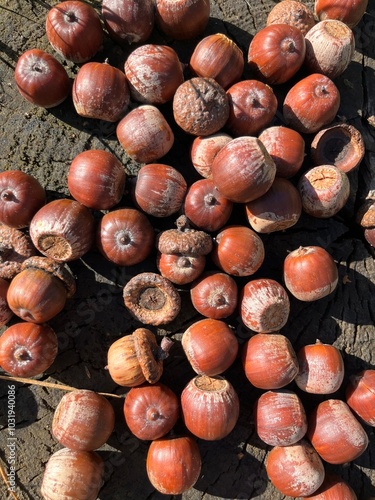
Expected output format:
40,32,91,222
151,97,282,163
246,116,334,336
0,458,20,500
0,374,124,399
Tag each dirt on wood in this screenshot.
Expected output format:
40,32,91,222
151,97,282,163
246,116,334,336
0,0,374,499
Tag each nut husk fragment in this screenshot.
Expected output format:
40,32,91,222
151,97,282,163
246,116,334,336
123,272,181,326
0,224,37,279
133,328,172,384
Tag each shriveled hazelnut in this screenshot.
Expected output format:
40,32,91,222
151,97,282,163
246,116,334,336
173,77,229,136
267,0,315,35
0,223,37,280
157,215,213,256
357,198,375,247
123,272,181,326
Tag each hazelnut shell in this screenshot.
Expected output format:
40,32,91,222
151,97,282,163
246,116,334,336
0,224,37,279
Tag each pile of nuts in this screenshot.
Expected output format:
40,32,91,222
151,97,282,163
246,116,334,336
1,0,375,498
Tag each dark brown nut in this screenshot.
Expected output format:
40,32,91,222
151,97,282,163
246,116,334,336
311,123,365,173
173,77,229,136
157,215,213,255
123,272,181,326
0,224,37,280
21,256,76,298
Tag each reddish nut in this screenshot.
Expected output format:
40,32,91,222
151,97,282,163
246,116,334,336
124,382,180,440
242,333,299,389
315,0,368,28
267,0,316,35
124,44,184,104
298,165,350,218
304,473,358,499
155,0,210,40
190,271,238,319
67,150,126,210
311,123,365,173
96,208,155,267
190,132,232,179
184,178,233,232
248,24,306,85
265,440,325,497
283,73,340,134
133,163,186,218
181,374,240,440
173,77,229,136
295,339,345,394
0,170,46,229
52,389,115,451
211,136,276,203
45,0,103,63
211,225,265,277
245,177,302,233
346,369,375,426
29,199,95,262
283,245,338,301
117,105,174,164
0,322,58,377
14,48,71,109
123,272,181,326
254,389,308,446
181,318,239,376
157,252,206,285
190,33,244,89
102,0,155,45
307,399,369,464
258,126,305,178
240,278,290,333
72,61,130,122
304,20,355,79
226,80,278,137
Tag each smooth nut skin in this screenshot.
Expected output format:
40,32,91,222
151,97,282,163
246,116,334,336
346,369,375,426
182,318,239,376
283,246,338,301
124,44,184,104
307,399,369,464
0,170,46,229
123,382,180,440
68,149,126,210
102,0,155,45
157,253,206,285
117,105,174,163
254,390,308,446
226,80,278,137
0,322,58,377
304,473,358,499
15,49,71,108
258,126,305,178
315,0,368,28
248,24,306,85
52,390,115,451
146,435,202,495
73,61,130,122
240,278,290,333
29,199,95,262
181,375,240,440
41,448,104,500
173,77,229,136
155,0,210,40
190,132,232,179
295,340,345,394
190,33,244,89
265,440,325,497
97,208,155,266
283,73,340,134
242,333,299,389
211,136,276,203
45,0,103,63
267,0,316,35
311,123,365,173
304,20,355,79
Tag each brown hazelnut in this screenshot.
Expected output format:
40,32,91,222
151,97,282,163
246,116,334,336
173,77,229,136
123,272,181,326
